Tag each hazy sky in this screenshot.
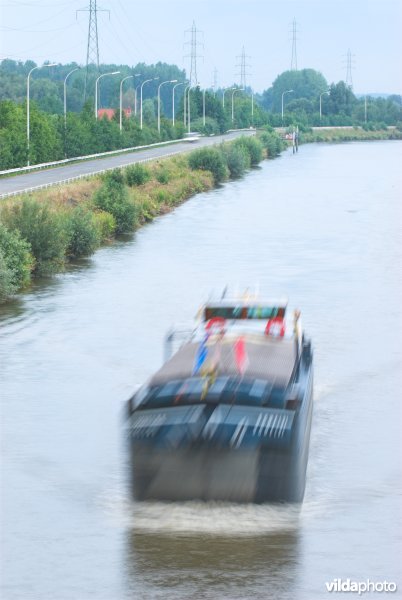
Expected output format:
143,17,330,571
1,0,401,94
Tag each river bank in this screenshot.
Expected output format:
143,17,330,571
300,126,402,143
0,132,283,302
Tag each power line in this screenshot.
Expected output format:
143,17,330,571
0,5,72,30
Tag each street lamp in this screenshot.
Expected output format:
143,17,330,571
140,77,159,130
231,87,244,122
119,75,133,132
64,67,81,129
319,90,329,121
172,82,185,126
27,62,56,166
120,73,141,131
135,83,141,116
281,89,294,122
95,71,120,119
222,86,236,108
158,79,177,133
132,74,141,116
183,84,191,127
187,86,197,134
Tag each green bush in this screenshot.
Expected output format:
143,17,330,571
259,131,284,158
155,166,170,184
0,248,16,302
1,197,69,275
233,136,263,166
0,222,34,288
152,188,175,205
65,206,101,257
125,163,151,186
94,170,138,233
188,147,228,184
93,210,116,241
191,117,221,136
224,144,250,178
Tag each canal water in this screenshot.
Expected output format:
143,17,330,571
1,141,401,599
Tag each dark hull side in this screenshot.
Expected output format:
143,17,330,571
127,368,313,504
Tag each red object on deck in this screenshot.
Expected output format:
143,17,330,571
234,337,248,375
265,317,286,337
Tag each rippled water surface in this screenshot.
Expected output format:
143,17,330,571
1,141,401,599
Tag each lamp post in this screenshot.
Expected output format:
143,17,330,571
187,86,197,134
231,88,243,122
119,75,133,132
140,77,159,130
157,79,177,133
64,67,81,130
172,82,184,126
183,84,191,127
202,88,206,126
319,90,329,121
26,63,57,166
281,89,294,123
222,86,236,108
95,71,120,119
119,73,141,130
135,83,141,116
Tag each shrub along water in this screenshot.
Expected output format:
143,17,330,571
0,249,15,302
93,210,116,242
0,133,284,302
233,136,264,165
188,147,229,184
222,144,251,178
93,170,138,234
1,197,69,276
259,129,286,157
65,205,101,258
0,222,34,289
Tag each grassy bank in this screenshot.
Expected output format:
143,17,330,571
300,126,402,143
0,132,284,303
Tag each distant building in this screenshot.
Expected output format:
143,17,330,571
97,108,132,120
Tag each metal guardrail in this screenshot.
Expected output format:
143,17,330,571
0,138,192,177
0,129,256,200
0,150,185,199
0,129,256,178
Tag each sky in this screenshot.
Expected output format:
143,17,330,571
1,0,401,94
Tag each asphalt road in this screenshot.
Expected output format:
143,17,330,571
0,130,255,198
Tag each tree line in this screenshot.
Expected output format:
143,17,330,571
259,69,402,127
1,59,401,169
